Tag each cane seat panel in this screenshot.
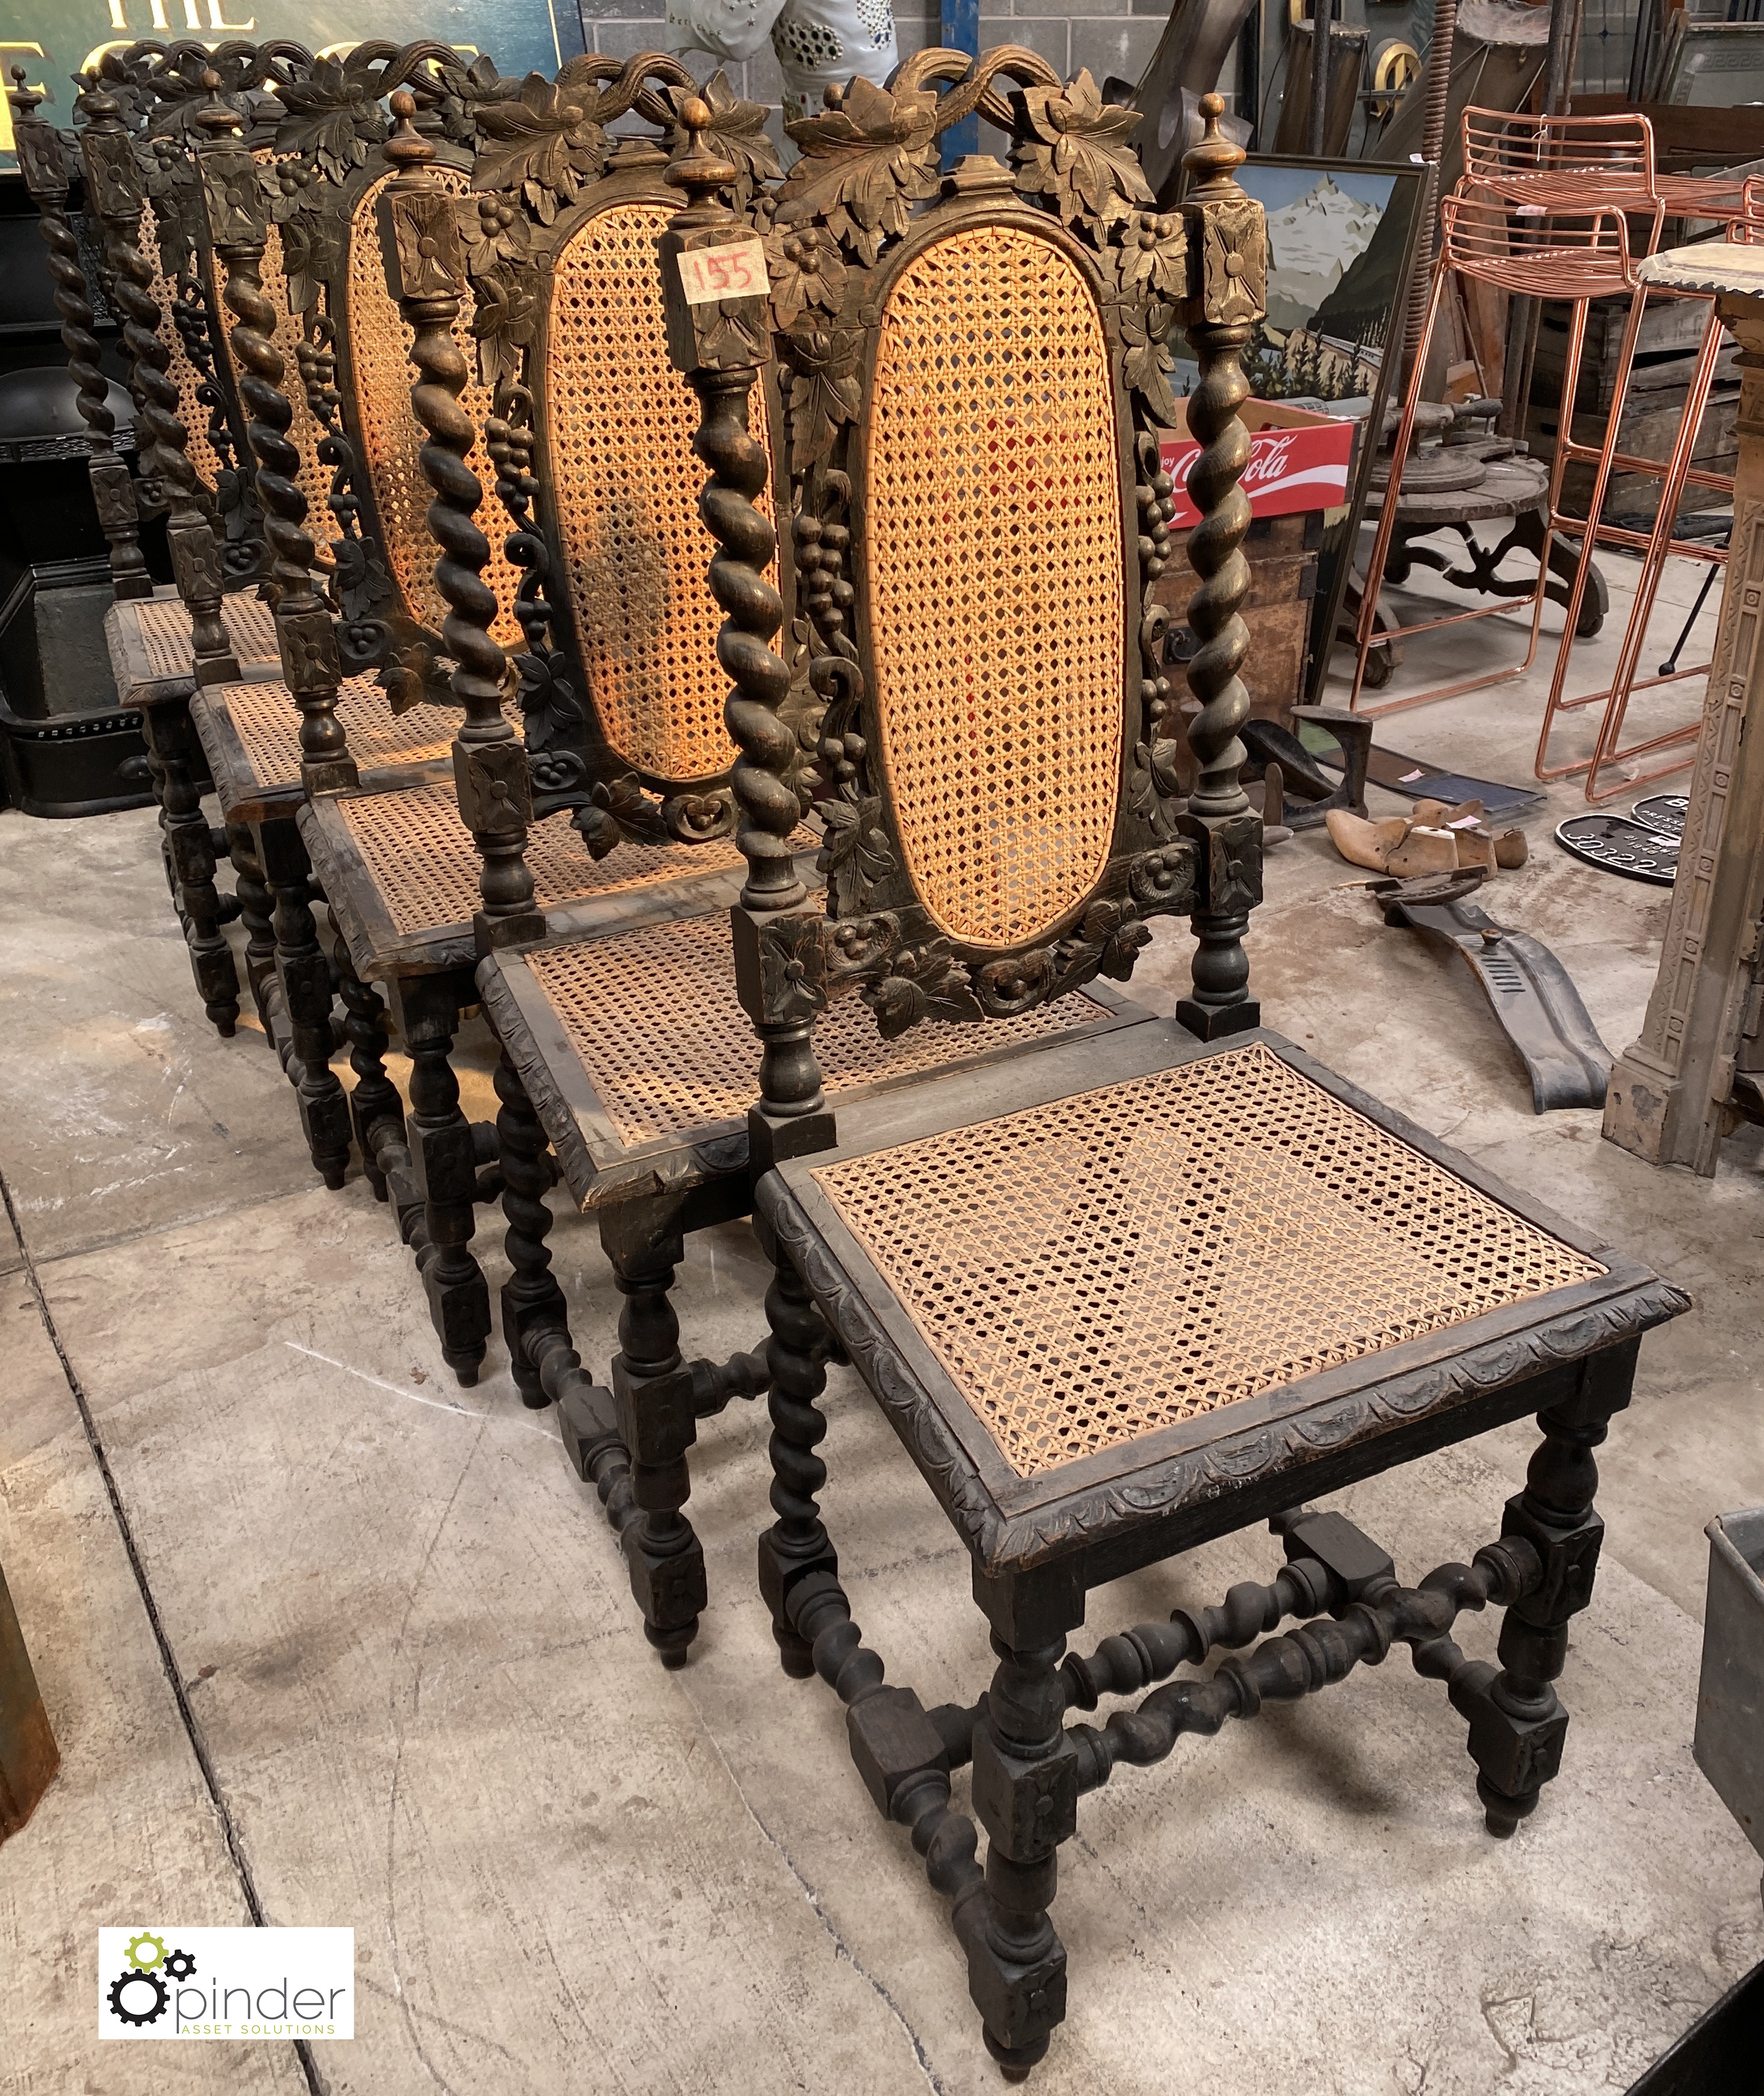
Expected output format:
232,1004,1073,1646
863,223,1125,950
809,1042,1606,1481
524,911,1105,1150
344,169,522,649
334,781,728,935
543,199,769,783
134,592,281,679
143,200,227,494
213,676,481,789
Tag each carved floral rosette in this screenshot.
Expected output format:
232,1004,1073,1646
454,55,809,851
728,48,1269,1039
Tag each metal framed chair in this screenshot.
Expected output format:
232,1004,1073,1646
1353,107,1748,802
661,77,1689,2077
1350,112,1664,722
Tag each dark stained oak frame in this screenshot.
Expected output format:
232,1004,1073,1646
651,61,1694,2079
291,59,811,1396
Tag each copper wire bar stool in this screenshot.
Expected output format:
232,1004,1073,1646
1353,107,1747,797
1564,185,1763,799
1350,156,1657,721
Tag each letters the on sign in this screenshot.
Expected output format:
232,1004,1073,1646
676,237,769,307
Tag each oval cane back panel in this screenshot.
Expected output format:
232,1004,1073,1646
863,225,1125,951
143,200,225,494
543,199,773,783
524,910,1103,1153
134,592,280,678
811,1042,1608,1480
215,154,334,534
343,168,522,649
337,782,725,935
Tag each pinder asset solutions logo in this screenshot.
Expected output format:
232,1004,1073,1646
99,1928,353,2040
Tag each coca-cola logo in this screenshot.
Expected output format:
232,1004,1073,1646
1158,414,1354,524
1241,431,1299,487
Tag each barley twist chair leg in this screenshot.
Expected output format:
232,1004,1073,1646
334,947,403,1206
227,823,277,1035
968,1629,1077,2079
493,1047,568,1410
1454,1341,1638,1836
256,818,350,1190
395,980,490,1385
754,1223,839,1678
145,701,240,1037
605,1220,706,1667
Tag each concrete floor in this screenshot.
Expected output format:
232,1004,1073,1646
3,544,1763,2095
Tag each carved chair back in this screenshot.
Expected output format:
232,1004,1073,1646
457,57,803,854
659,58,1266,1115
185,43,530,785
99,39,303,576
269,41,525,699
6,65,155,602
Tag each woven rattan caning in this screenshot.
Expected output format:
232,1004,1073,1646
809,1042,1608,1479
526,910,1105,1150
215,155,333,532
219,675,473,787
335,780,717,934
345,168,521,649
863,222,1125,951
135,592,281,679
143,199,226,493
544,199,771,782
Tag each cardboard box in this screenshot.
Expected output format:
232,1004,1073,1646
1159,397,1354,528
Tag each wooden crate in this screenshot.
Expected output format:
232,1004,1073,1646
1525,385,1738,525
1154,509,1319,790
1531,294,1738,413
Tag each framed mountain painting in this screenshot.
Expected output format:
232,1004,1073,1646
1171,153,1429,705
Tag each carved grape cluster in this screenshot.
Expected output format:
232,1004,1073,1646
1137,458,1175,583
793,504,852,642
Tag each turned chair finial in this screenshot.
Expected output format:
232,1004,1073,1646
664,95,739,225
195,67,243,142
384,87,433,175
1184,91,1248,198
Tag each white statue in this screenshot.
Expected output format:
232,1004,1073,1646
663,0,899,128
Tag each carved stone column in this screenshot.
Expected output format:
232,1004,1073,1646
1605,245,1764,1175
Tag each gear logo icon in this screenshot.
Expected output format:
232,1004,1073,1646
107,1933,197,2031
107,1969,169,2026
124,1932,166,1973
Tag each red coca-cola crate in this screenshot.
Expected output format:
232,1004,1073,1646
1159,398,1354,527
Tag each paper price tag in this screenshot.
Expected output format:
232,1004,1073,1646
676,237,770,306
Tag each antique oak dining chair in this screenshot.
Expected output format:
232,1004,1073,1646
658,74,1690,2077
8,51,283,1034
276,61,806,1384
183,45,550,1199
364,69,1155,1658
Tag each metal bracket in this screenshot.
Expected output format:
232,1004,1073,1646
1240,706,1373,831
1370,873,1614,1113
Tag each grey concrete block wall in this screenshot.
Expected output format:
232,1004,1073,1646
571,0,1166,151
